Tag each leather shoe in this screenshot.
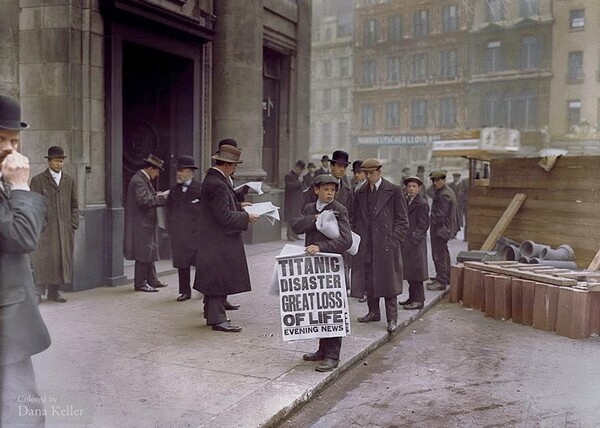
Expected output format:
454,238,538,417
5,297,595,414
398,298,412,306
303,351,324,361
357,312,381,323
387,319,398,333
224,301,240,311
176,294,191,302
426,281,446,291
425,278,437,285
358,296,367,303
206,318,231,326
35,294,42,305
48,292,67,303
315,358,339,372
150,281,168,288
211,321,242,332
404,302,424,310
135,284,158,292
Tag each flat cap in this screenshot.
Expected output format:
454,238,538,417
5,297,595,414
403,175,423,186
361,158,382,171
313,174,339,187
429,170,447,179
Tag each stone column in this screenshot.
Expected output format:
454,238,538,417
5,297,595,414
212,0,266,182
0,0,20,95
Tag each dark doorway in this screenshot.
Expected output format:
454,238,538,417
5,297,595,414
263,49,283,184
122,42,194,198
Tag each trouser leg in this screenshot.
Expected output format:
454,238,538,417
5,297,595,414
431,235,450,285
318,337,342,361
47,284,61,294
134,260,150,288
0,357,45,428
384,296,397,322
205,295,227,325
178,268,191,295
146,263,159,286
364,263,380,315
408,280,425,303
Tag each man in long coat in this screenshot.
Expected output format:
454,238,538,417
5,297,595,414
428,170,460,291
399,176,429,310
0,94,51,426
284,160,305,241
30,146,79,303
124,154,168,292
193,144,259,332
166,155,202,302
351,158,408,333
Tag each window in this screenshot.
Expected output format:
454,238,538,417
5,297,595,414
484,93,503,126
411,99,428,128
515,89,537,130
325,27,333,40
321,122,332,147
442,5,458,33
440,49,458,78
323,59,332,78
411,53,428,81
339,57,350,77
568,100,581,130
486,41,503,72
338,87,348,109
363,59,377,86
364,19,377,46
487,0,504,22
338,122,348,146
568,51,584,82
520,0,539,18
385,102,400,128
389,15,402,42
322,89,331,110
570,10,585,29
387,56,401,83
362,104,375,129
439,97,456,127
413,10,429,38
520,36,539,69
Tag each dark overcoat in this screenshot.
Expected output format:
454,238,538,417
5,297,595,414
351,178,408,298
30,169,79,285
289,199,352,256
284,170,303,221
193,168,251,296
431,184,460,241
401,192,429,281
165,179,202,268
123,170,167,262
0,188,51,365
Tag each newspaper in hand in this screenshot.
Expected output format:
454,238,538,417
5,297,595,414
243,201,280,225
234,181,264,195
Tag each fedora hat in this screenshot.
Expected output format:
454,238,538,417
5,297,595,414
403,175,423,186
218,138,239,148
175,155,198,169
320,155,329,162
361,158,382,171
0,95,28,130
212,144,243,164
330,150,350,166
45,146,66,159
143,154,165,171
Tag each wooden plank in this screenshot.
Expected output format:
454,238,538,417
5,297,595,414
587,249,600,271
480,193,527,251
463,262,578,287
554,271,600,278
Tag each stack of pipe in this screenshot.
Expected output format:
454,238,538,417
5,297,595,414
497,238,577,269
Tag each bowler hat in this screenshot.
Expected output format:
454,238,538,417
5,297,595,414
361,158,382,171
352,160,363,173
321,155,329,162
175,155,198,170
330,150,350,166
313,174,339,188
429,170,447,180
403,175,423,186
307,162,316,169
143,154,165,171
45,146,66,159
212,144,243,164
295,160,306,169
0,95,28,130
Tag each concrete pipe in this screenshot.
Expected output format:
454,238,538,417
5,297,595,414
518,256,531,264
529,258,578,269
520,240,551,258
501,245,520,261
540,244,575,261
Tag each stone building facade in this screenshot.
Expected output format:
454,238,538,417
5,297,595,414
1,0,310,290
352,0,468,182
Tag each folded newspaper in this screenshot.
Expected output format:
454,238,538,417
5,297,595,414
234,181,264,195
243,201,280,225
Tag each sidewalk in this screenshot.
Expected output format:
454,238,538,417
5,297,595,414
33,236,467,427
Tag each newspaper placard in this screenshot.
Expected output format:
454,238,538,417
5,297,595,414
276,252,350,342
